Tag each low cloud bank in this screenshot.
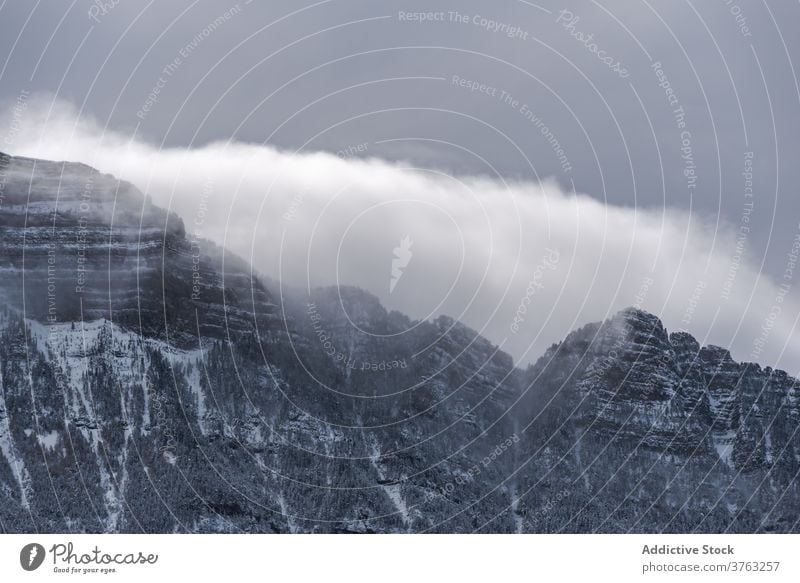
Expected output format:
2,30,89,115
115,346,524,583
3,96,799,372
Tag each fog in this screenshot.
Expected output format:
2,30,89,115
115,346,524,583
3,96,799,372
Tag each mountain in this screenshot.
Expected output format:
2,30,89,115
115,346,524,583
0,151,276,347
0,152,798,533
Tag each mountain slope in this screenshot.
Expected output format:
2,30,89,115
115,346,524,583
0,152,798,533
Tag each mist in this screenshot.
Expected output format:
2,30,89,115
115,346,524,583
3,95,799,372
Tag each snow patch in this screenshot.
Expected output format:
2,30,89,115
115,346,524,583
713,431,736,467
0,369,33,509
277,493,299,534
368,439,410,527
763,428,774,464
37,430,60,452
509,487,524,533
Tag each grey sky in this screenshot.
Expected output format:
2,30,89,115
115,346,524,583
1,0,799,367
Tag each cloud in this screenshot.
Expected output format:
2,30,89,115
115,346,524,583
3,95,800,372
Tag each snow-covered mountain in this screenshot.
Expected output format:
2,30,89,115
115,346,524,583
0,152,798,533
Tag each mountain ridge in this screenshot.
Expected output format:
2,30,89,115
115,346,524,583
0,151,798,533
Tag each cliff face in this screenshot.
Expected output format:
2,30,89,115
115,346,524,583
0,153,798,533
0,152,275,348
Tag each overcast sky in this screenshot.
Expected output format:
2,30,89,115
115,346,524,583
1,0,799,369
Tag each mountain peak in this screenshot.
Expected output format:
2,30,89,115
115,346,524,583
613,306,666,331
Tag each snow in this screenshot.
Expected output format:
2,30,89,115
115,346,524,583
0,368,32,509
29,317,207,434
27,316,208,530
572,438,591,491
166,349,207,435
29,319,101,421
763,428,774,464
37,431,60,452
368,439,410,527
712,431,736,467
509,487,524,533
277,493,299,534
383,483,410,525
